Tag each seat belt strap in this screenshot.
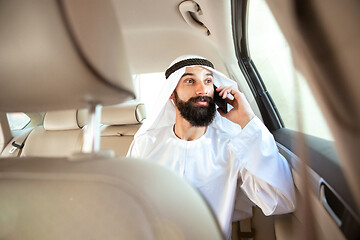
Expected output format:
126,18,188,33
1,127,33,157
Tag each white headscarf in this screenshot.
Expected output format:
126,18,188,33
135,55,241,138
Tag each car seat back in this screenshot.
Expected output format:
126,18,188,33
21,110,87,157
0,156,223,240
100,103,146,156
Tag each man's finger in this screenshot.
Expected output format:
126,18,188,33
220,87,232,98
215,85,226,91
219,88,228,96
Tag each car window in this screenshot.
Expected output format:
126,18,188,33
247,0,334,141
6,113,30,130
133,72,165,109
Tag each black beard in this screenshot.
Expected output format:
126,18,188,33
173,91,216,127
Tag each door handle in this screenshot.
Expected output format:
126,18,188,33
320,182,342,226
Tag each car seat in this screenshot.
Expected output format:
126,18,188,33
100,103,146,156
20,109,87,157
0,0,223,239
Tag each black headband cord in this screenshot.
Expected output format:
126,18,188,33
165,58,214,79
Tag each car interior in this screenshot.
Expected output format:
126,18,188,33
0,0,359,240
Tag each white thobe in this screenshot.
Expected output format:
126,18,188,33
127,117,295,239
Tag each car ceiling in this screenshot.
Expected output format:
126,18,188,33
0,0,236,112
111,0,237,74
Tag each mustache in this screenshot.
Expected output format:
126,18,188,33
189,96,213,103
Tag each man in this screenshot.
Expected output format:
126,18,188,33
127,55,295,239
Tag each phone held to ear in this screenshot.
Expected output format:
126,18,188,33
213,85,228,113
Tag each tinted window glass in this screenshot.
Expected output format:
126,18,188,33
248,0,333,141
133,72,165,109
7,113,30,130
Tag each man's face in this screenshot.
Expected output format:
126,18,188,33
171,66,216,127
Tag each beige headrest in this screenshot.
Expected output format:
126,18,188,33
44,109,87,130
0,0,135,112
101,103,146,125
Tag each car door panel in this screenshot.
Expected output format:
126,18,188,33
273,129,360,240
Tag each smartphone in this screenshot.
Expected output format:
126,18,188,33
213,85,228,113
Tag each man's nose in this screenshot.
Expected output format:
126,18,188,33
196,82,209,95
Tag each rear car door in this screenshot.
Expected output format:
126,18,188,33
232,0,360,239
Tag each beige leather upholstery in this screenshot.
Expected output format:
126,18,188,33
21,110,85,157
100,103,145,156
0,0,135,112
0,113,12,153
0,157,224,240
101,103,146,125
43,109,87,130
0,1,224,239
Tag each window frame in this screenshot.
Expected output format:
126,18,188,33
231,0,283,131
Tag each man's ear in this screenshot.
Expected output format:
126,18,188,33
170,92,175,100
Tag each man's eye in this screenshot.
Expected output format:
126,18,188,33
185,79,194,83
205,79,213,84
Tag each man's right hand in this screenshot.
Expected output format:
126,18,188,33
216,86,255,129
